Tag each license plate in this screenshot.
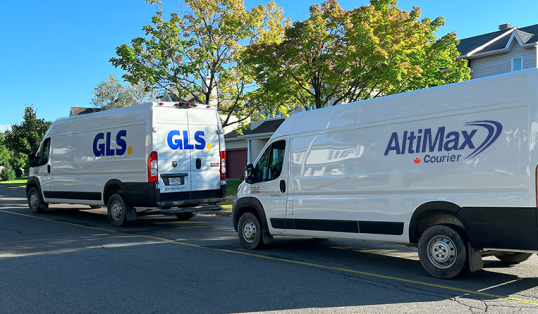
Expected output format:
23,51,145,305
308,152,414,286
168,177,182,186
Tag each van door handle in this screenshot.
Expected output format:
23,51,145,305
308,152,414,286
280,180,286,193
196,158,201,169
47,165,51,174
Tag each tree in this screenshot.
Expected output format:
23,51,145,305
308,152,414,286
0,136,13,167
90,74,159,110
110,0,289,128
3,105,52,169
244,0,471,112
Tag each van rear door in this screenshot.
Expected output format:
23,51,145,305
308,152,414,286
153,105,192,194
188,108,222,194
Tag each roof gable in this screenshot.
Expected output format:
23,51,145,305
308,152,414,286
457,23,538,58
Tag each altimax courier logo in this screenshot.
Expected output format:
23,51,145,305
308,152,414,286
383,120,502,163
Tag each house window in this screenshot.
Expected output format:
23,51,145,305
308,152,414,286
512,57,523,71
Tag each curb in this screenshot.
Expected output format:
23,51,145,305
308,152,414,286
199,210,232,217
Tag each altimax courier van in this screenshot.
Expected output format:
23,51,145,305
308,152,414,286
233,69,538,278
27,102,227,226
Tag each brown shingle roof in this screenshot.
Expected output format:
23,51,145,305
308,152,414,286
225,119,285,139
70,107,101,116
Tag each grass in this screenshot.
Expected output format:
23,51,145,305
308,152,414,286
226,179,242,196
220,198,234,211
0,176,27,188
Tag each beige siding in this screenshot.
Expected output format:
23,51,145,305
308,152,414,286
470,41,536,79
225,139,247,150
249,139,268,163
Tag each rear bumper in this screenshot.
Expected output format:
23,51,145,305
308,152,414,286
123,182,225,208
462,207,538,251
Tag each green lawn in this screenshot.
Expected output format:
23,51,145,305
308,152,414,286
0,176,27,189
226,179,242,196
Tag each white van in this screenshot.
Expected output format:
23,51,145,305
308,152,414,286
233,69,538,279
27,102,227,226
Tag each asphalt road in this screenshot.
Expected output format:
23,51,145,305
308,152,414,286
2,188,538,313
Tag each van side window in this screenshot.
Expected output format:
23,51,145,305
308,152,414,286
37,138,51,166
256,140,286,182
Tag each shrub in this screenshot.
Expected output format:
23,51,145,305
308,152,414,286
1,167,16,181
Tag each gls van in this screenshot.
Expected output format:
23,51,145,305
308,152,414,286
27,102,226,226
233,69,538,279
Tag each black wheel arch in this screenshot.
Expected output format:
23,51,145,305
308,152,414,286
232,197,270,234
26,177,43,198
103,179,125,205
409,201,478,247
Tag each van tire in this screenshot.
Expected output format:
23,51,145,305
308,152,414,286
418,225,467,279
27,187,47,213
495,253,532,264
175,212,195,221
238,212,264,250
107,194,129,227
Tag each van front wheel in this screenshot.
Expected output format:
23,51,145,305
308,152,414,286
418,225,467,279
238,212,264,250
27,187,47,213
107,194,129,227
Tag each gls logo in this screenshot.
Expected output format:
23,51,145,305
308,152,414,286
384,120,502,163
93,130,132,157
167,130,209,150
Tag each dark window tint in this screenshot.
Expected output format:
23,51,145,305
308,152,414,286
256,140,286,182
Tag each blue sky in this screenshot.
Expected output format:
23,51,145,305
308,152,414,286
1,0,537,131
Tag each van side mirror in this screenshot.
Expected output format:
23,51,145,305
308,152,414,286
245,164,256,184
28,154,37,167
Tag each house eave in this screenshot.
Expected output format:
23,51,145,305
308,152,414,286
236,132,275,140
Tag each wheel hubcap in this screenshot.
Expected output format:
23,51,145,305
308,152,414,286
111,200,123,220
30,192,38,209
427,235,457,269
242,219,257,243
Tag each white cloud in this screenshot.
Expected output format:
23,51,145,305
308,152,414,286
0,124,11,133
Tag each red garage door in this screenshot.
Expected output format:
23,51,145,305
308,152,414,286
226,149,248,179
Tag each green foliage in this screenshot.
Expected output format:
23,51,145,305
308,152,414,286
0,167,16,181
244,0,470,112
91,74,159,110
111,0,289,128
3,105,52,168
0,136,13,168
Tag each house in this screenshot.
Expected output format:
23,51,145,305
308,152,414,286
224,118,285,178
457,23,538,79
69,107,101,117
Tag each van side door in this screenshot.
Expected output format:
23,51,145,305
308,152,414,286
251,139,288,233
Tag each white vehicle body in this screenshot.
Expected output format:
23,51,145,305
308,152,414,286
27,102,226,224
233,69,538,278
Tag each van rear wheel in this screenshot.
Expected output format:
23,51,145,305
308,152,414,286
418,225,468,279
238,212,264,250
107,194,129,227
495,253,532,264
175,212,195,221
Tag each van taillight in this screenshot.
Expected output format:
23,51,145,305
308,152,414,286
220,151,226,179
148,151,158,182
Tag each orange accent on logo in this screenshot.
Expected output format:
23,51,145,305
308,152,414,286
414,157,421,164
